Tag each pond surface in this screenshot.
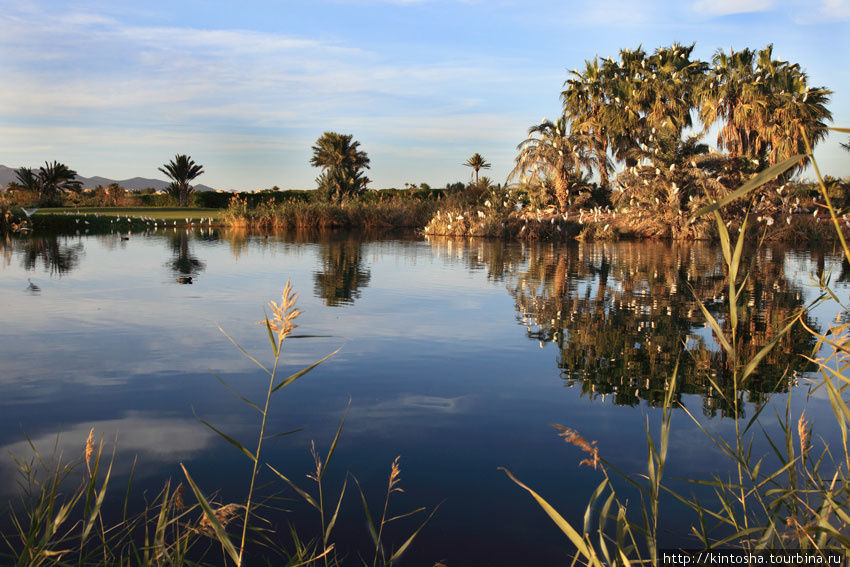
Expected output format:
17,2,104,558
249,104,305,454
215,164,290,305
0,228,846,565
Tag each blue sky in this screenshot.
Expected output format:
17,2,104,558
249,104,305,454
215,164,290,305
1,0,848,190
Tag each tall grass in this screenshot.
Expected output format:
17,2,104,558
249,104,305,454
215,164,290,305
502,134,850,563
224,196,436,231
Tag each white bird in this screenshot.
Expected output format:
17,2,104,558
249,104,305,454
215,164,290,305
21,208,38,218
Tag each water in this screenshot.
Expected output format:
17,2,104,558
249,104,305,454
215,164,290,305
0,228,846,565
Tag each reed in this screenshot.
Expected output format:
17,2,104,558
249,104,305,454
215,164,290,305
502,133,850,563
223,196,436,231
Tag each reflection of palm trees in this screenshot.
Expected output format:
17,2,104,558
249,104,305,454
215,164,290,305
21,236,83,276
313,235,371,306
423,236,526,282
167,231,205,281
509,242,817,418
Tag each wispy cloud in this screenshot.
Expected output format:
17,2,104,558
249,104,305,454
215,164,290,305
692,0,773,15
790,0,850,21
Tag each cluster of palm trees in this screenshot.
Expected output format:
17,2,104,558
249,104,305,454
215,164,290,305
11,161,83,206
511,43,833,222
9,155,205,208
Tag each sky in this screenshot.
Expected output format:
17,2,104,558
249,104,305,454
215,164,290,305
1,0,848,191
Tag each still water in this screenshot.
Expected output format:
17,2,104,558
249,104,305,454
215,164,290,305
0,228,845,565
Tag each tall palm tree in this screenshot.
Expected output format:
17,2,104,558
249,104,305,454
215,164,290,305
700,45,831,173
562,58,613,190
636,44,707,135
463,153,491,184
37,161,82,205
310,132,371,202
310,132,370,172
757,47,831,168
159,155,204,207
509,117,596,212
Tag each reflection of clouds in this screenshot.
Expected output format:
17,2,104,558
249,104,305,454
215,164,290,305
345,395,473,434
0,412,216,496
362,394,469,416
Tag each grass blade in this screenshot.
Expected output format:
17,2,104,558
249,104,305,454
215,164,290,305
196,416,257,463
267,464,320,510
500,467,598,565
741,315,800,382
272,348,341,393
180,463,241,565
693,155,804,217
320,401,350,482
387,504,440,564
324,477,347,545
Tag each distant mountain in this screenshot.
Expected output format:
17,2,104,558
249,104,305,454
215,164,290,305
0,165,217,192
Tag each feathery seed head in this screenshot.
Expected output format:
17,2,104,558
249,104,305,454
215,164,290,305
84,427,95,472
553,424,600,470
258,280,301,345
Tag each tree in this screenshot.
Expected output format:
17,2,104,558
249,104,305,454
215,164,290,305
37,161,82,205
509,117,596,212
562,45,706,187
105,183,124,206
562,58,613,190
310,132,371,203
463,153,490,184
14,167,40,193
159,154,204,207
699,44,831,174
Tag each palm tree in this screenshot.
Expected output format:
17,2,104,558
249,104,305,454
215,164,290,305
562,58,613,190
757,48,831,168
509,117,596,212
159,155,204,207
463,153,491,184
37,161,82,205
14,167,41,193
310,132,370,202
700,45,831,174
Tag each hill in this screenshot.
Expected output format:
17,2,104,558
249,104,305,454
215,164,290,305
0,165,217,192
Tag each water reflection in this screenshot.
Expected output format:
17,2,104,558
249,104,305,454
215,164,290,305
313,234,371,306
167,230,206,283
508,242,818,417
20,235,84,275
0,412,216,498
425,235,526,282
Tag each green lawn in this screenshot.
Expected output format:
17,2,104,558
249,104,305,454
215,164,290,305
34,207,225,220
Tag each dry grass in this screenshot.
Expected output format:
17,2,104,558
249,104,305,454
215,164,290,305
224,196,436,231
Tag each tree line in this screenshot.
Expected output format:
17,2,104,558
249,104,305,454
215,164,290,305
510,43,835,223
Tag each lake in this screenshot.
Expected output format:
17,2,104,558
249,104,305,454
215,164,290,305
0,228,845,565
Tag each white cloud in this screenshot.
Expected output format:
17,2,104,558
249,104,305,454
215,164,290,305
790,0,850,21
0,412,217,496
692,0,773,15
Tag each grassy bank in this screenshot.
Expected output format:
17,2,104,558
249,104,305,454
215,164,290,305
223,195,437,231
422,200,850,242
34,207,225,220
7,208,225,234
